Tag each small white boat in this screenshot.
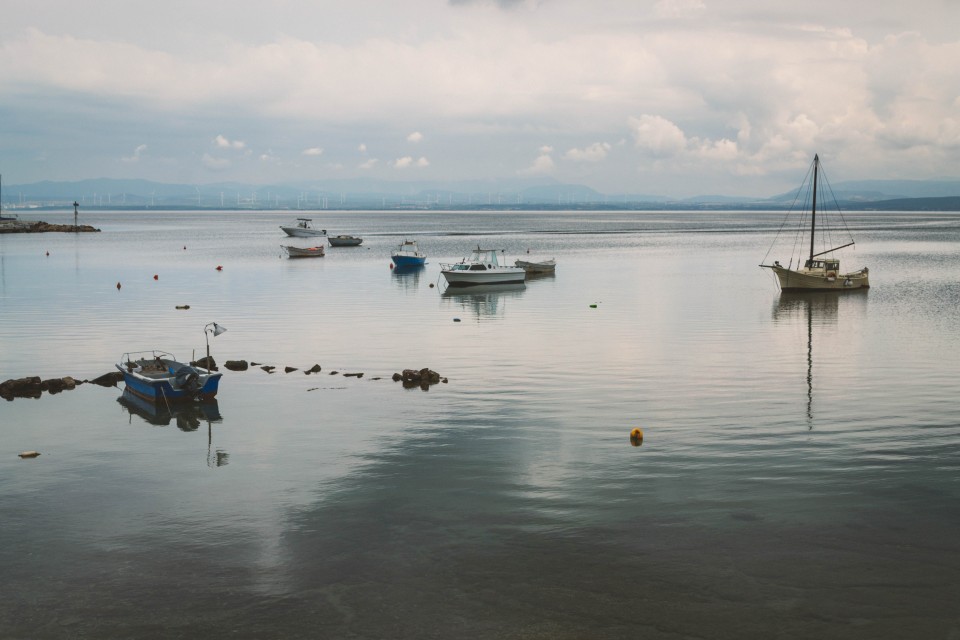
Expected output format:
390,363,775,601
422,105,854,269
515,258,556,274
391,239,426,267
280,218,327,238
328,235,363,247
760,154,869,291
440,247,526,287
282,245,325,258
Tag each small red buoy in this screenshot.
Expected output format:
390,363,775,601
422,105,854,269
390,263,394,269
45,251,49,256
116,282,121,290
216,265,223,271
153,274,158,280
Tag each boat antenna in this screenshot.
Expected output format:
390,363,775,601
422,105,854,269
809,154,819,264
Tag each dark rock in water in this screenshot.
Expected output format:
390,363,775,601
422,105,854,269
251,362,261,367
192,356,217,371
0,221,100,234
395,367,444,390
343,372,364,378
0,376,43,400
285,366,298,373
224,360,248,371
90,372,124,387
261,365,275,373
62,376,78,389
329,371,339,375
42,378,67,394
175,305,191,310
305,364,322,374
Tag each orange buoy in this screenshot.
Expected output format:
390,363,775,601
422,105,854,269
153,274,158,280
216,265,223,271
390,263,394,269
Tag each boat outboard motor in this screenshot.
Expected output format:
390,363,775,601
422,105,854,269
174,366,201,395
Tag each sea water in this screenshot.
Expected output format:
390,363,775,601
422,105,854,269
1,209,959,638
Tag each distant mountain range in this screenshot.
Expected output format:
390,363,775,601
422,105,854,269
3,176,960,211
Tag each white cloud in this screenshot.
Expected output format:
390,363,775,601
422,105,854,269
653,0,705,19
629,115,687,158
564,142,611,162
358,143,367,152
121,144,147,163
520,148,555,175
393,156,429,169
358,158,378,170
406,131,424,143
302,147,323,156
214,134,246,151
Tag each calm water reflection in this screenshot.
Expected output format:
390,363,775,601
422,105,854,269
1,210,959,638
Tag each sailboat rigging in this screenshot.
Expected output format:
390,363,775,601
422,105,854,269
760,155,869,291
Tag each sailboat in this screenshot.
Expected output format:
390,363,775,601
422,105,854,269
760,155,869,291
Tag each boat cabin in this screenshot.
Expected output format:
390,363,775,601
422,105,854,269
803,259,840,272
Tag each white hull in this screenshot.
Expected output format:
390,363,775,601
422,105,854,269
768,265,869,291
282,245,325,257
441,268,525,287
328,235,363,246
281,226,327,238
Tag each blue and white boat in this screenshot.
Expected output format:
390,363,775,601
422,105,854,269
391,239,427,267
116,350,223,403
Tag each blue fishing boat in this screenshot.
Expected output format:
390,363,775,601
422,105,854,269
116,350,223,403
391,239,427,267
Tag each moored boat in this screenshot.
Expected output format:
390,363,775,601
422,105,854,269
515,258,556,274
391,239,427,267
116,350,222,403
440,247,526,287
282,244,325,258
760,154,869,291
280,218,326,238
328,234,363,247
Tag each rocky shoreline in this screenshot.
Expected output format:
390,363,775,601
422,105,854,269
0,220,100,233
2,359,446,401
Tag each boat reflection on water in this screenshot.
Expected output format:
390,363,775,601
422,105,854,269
117,389,229,467
440,282,526,318
390,263,425,291
772,290,866,428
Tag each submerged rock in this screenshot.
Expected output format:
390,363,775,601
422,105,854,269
305,364,322,375
89,371,124,387
394,368,444,390
343,372,364,378
285,366,298,373
191,356,217,371
0,376,43,400
224,360,248,371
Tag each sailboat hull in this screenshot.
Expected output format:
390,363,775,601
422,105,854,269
768,266,869,292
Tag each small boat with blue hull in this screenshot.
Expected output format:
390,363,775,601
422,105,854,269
117,350,223,403
391,239,427,267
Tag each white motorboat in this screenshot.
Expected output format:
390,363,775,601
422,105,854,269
280,218,327,238
440,247,526,287
760,154,869,291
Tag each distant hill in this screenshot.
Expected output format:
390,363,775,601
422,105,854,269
3,177,959,211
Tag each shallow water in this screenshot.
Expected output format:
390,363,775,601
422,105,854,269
2,210,959,638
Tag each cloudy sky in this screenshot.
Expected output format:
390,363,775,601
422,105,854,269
1,0,958,197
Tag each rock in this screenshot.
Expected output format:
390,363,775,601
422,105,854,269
329,371,338,375
251,362,261,366
19,451,41,458
0,376,43,400
192,356,217,371
343,372,363,378
224,360,248,371
90,372,124,387
395,368,443,390
305,364,322,374
61,376,77,389
261,365,275,373
285,366,298,373
175,305,191,310
43,378,66,394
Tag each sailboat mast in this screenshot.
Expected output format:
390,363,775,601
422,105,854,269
809,154,819,264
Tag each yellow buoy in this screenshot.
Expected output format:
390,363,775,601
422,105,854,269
629,428,643,447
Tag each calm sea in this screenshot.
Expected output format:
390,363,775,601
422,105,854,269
2,209,959,639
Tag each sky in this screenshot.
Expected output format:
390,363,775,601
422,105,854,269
1,0,958,198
